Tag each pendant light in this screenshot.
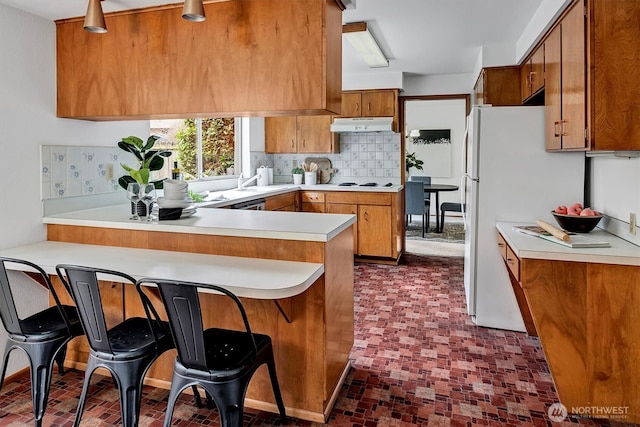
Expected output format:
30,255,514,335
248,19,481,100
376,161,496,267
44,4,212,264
84,0,107,33
182,0,206,22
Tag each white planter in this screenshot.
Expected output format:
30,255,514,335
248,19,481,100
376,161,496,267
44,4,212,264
293,174,303,185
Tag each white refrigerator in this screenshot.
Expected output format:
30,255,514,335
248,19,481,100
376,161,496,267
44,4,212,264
461,105,585,332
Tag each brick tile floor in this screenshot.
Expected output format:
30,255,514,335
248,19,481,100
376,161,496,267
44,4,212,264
0,254,634,426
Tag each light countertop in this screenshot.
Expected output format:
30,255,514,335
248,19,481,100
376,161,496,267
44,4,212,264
198,183,403,208
44,204,357,243
497,222,640,266
0,241,323,299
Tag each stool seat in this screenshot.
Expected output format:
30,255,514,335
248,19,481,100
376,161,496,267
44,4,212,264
439,202,463,232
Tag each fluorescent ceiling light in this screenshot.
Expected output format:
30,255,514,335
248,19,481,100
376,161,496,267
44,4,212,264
343,22,389,68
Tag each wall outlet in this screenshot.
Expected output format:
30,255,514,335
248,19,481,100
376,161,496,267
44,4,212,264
105,163,114,180
292,159,298,168
631,213,637,235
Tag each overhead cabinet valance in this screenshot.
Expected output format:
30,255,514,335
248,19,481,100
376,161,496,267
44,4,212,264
56,0,342,121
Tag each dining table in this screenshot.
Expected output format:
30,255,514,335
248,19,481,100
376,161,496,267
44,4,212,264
422,183,460,233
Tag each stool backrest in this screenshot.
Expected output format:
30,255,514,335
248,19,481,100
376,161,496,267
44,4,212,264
138,278,257,372
0,257,71,336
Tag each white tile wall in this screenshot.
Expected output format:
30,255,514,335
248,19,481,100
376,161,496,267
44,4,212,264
41,145,138,200
252,132,402,185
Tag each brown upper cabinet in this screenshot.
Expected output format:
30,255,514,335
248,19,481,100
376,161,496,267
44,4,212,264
545,2,586,151
545,0,640,151
520,45,545,103
474,67,521,106
55,0,342,120
265,115,339,153
335,89,399,131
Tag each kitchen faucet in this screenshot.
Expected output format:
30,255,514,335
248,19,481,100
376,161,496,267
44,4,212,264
237,173,260,190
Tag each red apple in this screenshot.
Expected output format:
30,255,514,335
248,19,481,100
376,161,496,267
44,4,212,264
570,203,583,210
554,205,568,214
580,207,596,216
567,205,582,216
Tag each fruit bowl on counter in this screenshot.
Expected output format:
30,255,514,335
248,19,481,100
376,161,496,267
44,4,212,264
551,203,604,233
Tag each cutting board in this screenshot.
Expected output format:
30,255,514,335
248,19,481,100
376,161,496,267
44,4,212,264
304,157,336,184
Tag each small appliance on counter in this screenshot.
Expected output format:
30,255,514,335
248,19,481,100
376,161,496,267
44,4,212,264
256,166,270,186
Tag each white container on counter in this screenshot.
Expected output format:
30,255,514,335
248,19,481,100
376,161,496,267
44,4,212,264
304,171,317,185
257,166,269,186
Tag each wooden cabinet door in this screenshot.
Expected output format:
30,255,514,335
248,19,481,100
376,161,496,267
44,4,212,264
326,203,358,254
265,116,297,153
301,203,326,213
297,115,333,153
357,205,391,258
561,2,587,150
531,46,545,94
339,92,362,117
362,90,396,117
545,25,562,150
474,70,485,105
265,192,297,211
520,59,532,102
482,67,521,106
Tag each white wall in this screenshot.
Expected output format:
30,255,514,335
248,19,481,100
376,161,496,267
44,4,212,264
0,4,148,375
404,99,466,214
590,157,640,245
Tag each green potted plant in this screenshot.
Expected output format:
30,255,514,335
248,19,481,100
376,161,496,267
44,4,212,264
405,151,424,175
118,135,171,216
118,135,171,190
292,166,304,185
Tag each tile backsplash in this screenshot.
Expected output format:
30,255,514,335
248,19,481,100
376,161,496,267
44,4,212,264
42,133,402,201
41,145,137,200
250,132,402,184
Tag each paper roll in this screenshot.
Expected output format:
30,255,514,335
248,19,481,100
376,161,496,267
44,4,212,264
536,219,570,241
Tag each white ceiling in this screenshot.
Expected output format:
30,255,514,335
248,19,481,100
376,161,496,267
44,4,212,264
0,0,544,77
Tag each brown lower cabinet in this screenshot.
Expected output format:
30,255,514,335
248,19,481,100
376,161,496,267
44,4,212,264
497,230,640,424
325,191,403,262
264,192,298,211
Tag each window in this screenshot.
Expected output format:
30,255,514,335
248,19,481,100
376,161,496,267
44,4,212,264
151,118,238,180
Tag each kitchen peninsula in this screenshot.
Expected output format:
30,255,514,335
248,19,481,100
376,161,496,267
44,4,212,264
38,205,357,423
497,222,640,424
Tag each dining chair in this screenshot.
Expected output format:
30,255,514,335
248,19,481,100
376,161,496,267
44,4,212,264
55,265,174,427
409,175,432,204
405,180,430,236
440,202,463,233
0,257,84,427
137,277,287,427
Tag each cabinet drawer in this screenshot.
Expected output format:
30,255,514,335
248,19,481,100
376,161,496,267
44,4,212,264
497,233,508,260
300,191,325,203
264,192,297,211
505,246,521,282
325,192,391,205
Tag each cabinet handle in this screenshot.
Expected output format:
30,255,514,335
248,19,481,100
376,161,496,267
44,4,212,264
302,139,306,148
367,102,371,112
355,102,359,112
507,258,514,265
561,120,568,136
364,211,369,221
498,242,505,248
554,121,561,137
291,139,295,149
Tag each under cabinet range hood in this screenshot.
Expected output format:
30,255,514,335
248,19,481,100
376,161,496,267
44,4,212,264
330,117,394,133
